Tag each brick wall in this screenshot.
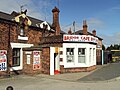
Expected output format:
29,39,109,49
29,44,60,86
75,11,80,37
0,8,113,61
0,19,54,76
27,28,42,46
60,65,96,73
22,50,42,75
41,47,50,74
0,21,17,76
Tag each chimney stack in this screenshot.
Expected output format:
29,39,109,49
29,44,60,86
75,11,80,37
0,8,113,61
92,30,96,36
83,20,88,35
52,6,61,35
68,28,72,35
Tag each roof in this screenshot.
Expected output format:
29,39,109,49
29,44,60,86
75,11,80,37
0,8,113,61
11,11,43,27
0,11,14,21
0,11,71,34
74,30,103,40
60,30,66,35
0,11,55,32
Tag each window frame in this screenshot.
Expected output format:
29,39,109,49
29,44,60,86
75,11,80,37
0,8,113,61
12,48,20,67
78,48,86,63
66,48,74,63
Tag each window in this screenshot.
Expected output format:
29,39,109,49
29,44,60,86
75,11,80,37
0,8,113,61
66,48,74,63
12,48,20,66
78,48,85,63
27,55,31,64
89,48,92,63
20,27,24,36
93,48,95,63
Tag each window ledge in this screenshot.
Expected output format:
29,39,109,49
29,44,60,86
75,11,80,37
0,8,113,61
18,35,28,40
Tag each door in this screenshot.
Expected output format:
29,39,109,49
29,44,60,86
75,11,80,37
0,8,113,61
50,47,60,75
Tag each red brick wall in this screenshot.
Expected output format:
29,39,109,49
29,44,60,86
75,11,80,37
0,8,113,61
41,47,50,74
27,28,42,46
96,49,102,65
0,20,53,76
0,21,17,76
22,50,42,75
60,65,96,73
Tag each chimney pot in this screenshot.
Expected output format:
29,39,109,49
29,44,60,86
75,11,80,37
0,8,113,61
92,30,96,36
83,20,88,35
68,28,72,35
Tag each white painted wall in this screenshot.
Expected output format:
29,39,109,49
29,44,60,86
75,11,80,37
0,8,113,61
50,47,60,75
63,43,96,68
50,47,55,75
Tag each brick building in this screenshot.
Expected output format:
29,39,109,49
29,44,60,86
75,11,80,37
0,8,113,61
74,22,103,65
40,7,103,75
0,6,103,76
0,8,58,76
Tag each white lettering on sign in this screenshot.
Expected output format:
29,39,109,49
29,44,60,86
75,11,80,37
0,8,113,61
63,35,98,43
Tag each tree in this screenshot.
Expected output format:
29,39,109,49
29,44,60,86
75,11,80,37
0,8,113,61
102,44,105,50
113,44,119,50
109,44,113,50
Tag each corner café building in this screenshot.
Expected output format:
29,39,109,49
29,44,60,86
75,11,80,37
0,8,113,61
40,34,98,75
63,35,97,68
0,6,101,76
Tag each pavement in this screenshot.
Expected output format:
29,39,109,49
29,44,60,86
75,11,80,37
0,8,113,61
1,62,120,82
33,63,119,82
34,62,120,82
1,63,120,90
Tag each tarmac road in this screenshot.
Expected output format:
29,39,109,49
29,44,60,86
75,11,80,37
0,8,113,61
1,62,120,90
0,74,120,90
78,62,120,81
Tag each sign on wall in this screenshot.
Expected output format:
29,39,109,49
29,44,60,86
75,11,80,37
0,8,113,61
27,55,31,64
63,35,98,43
0,50,7,71
33,51,40,70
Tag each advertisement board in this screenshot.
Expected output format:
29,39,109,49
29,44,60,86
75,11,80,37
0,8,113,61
63,35,98,43
0,50,7,71
33,51,40,70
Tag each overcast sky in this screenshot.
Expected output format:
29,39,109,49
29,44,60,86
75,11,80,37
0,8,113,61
0,0,120,47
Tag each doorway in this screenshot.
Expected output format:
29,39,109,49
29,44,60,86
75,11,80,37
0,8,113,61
50,47,60,75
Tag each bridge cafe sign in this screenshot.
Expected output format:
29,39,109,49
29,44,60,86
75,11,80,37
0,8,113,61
0,50,7,71
63,35,98,43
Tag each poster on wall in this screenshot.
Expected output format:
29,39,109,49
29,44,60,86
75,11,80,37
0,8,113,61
0,50,7,71
33,51,40,70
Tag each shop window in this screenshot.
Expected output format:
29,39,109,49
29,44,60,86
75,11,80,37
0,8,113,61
93,48,95,62
89,48,92,63
78,48,85,63
12,48,20,66
66,48,74,63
